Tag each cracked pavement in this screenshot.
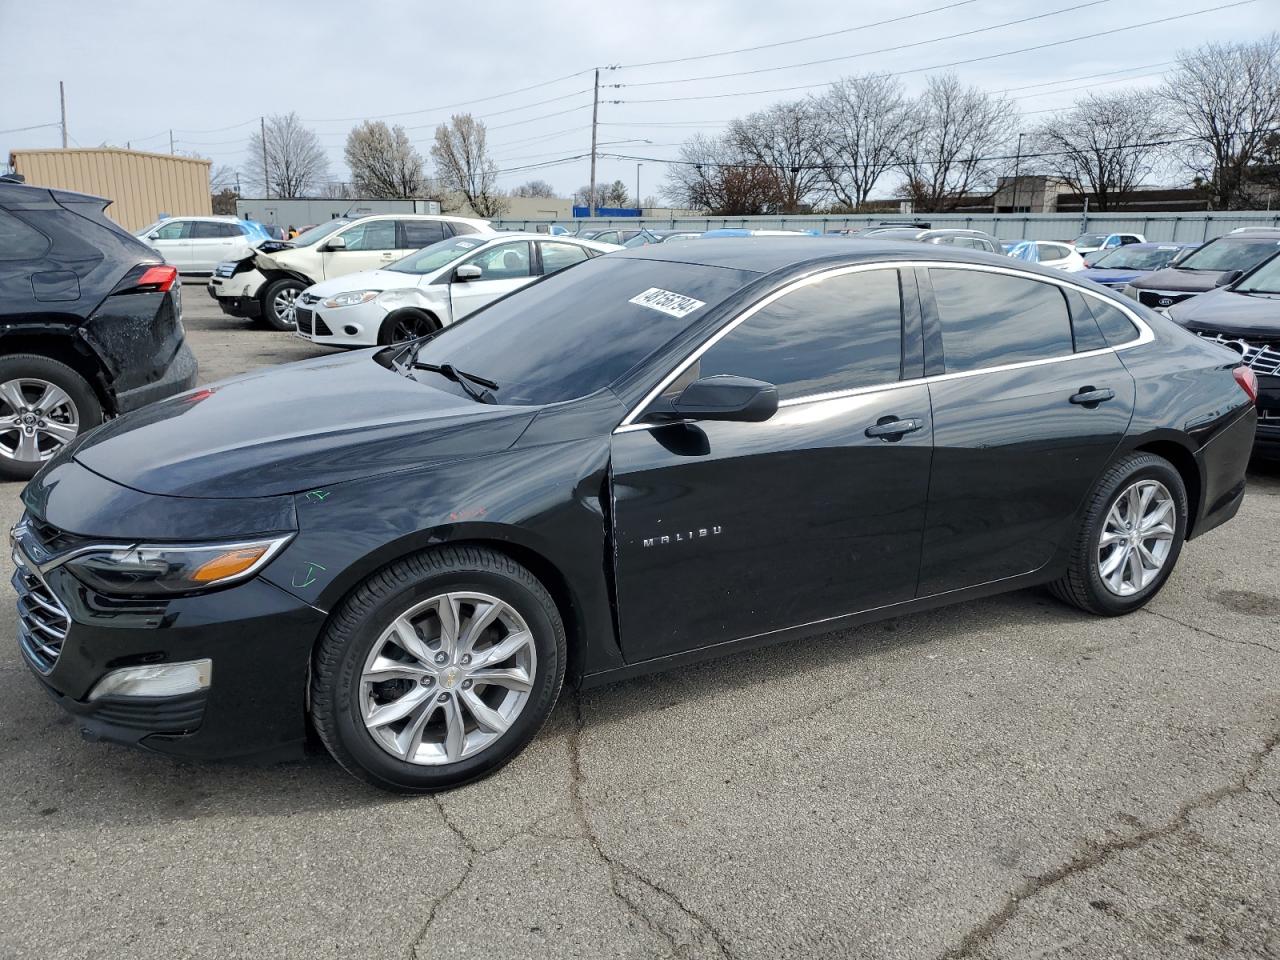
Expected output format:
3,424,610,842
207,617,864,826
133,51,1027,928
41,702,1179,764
1,285,1278,960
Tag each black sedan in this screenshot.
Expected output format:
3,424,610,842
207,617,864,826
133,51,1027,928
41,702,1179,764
13,239,1257,791
1168,253,1280,455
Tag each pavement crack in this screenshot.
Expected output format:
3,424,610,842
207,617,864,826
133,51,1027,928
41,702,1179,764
570,693,734,959
405,797,479,959
1143,607,1280,657
937,723,1280,960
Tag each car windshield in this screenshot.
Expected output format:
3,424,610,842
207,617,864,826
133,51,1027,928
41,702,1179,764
405,256,755,406
1074,233,1108,247
1176,237,1280,272
293,220,350,246
1234,255,1280,294
387,236,490,274
1092,246,1184,270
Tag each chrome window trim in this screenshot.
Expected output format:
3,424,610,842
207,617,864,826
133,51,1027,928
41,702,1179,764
614,259,1154,433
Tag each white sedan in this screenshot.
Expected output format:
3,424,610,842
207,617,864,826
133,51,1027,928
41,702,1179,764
294,233,620,347
1007,240,1087,272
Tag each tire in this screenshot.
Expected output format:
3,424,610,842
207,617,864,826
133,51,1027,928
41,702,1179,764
1049,452,1188,616
377,308,441,346
0,354,103,481
311,546,566,792
260,278,306,331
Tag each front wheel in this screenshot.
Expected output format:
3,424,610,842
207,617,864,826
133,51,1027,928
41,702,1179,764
311,546,566,792
0,355,103,480
377,308,440,345
260,278,306,331
1050,452,1188,616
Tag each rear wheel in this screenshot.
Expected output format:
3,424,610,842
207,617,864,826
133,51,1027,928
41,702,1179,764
377,308,440,345
260,278,306,331
311,546,566,792
0,355,103,481
1050,453,1188,615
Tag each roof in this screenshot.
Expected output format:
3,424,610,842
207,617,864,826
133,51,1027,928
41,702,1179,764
614,236,1025,275
0,179,107,207
10,146,211,166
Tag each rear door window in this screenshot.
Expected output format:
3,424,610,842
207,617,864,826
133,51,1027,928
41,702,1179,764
929,268,1074,372
190,222,223,239
697,268,904,400
400,219,446,249
1084,296,1141,347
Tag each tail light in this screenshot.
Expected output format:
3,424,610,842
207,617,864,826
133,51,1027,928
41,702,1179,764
1233,365,1258,404
111,263,178,295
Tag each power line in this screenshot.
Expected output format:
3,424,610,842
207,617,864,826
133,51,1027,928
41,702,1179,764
0,121,61,135
616,1,1256,105
996,61,1173,94
619,0,1112,89
615,0,979,69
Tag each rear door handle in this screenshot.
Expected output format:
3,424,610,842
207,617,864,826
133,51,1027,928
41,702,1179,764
1069,387,1116,406
865,417,925,440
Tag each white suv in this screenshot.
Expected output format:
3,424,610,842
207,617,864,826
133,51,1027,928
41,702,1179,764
206,214,493,330
137,216,265,275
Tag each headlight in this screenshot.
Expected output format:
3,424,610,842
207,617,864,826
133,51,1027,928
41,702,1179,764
323,290,380,308
64,535,292,596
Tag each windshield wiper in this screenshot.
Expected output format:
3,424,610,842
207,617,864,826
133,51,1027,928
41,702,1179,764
413,361,500,404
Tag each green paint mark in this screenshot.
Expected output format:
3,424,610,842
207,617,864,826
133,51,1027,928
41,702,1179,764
292,562,327,589
304,490,331,502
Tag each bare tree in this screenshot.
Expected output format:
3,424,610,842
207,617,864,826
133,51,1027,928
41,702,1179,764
815,73,918,210
245,112,329,198
511,179,557,198
1161,35,1280,209
209,164,238,193
727,100,829,212
662,134,785,215
898,73,1017,212
571,182,629,207
344,121,426,198
431,114,506,218
1032,92,1171,210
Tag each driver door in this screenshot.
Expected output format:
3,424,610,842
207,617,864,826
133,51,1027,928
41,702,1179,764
609,266,933,664
448,240,535,320
320,219,399,278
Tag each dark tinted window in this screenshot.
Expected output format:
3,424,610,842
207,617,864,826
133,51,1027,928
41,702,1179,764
401,219,446,248
450,221,481,236
221,222,246,237
1062,289,1108,352
0,209,51,260
190,221,225,239
410,257,754,405
698,269,903,400
1084,296,1140,346
930,269,1073,372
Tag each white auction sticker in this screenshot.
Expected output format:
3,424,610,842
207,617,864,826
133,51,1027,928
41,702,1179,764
628,287,706,318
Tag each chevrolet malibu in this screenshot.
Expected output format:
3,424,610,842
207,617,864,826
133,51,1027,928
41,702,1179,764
13,239,1257,792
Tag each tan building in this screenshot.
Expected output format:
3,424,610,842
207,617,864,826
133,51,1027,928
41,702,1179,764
8,147,211,232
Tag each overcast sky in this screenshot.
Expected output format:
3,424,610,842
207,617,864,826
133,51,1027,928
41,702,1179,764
4,0,1278,200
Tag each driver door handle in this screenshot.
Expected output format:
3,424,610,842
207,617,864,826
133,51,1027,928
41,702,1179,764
1069,387,1115,406
865,417,925,440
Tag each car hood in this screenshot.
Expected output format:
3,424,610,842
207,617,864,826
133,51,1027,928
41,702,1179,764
1129,267,1231,293
1166,286,1280,338
73,351,538,499
305,270,422,298
1079,268,1143,285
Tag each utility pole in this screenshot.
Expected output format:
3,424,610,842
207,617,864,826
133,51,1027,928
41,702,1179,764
1011,132,1024,213
169,130,174,155
59,81,67,148
260,116,269,199
589,68,599,218
636,162,643,213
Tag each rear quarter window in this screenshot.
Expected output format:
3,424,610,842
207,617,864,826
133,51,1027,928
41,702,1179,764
0,209,52,260
1084,296,1141,346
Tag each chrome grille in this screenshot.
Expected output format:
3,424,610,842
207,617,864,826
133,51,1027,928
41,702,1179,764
1138,289,1193,310
12,554,70,674
1192,330,1280,377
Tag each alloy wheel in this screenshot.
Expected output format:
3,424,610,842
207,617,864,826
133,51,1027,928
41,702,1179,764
273,287,299,326
359,592,536,766
391,314,434,343
0,378,80,465
1097,479,1175,596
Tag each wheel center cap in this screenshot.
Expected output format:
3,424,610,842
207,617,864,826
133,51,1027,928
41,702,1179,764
440,666,463,689
20,414,36,425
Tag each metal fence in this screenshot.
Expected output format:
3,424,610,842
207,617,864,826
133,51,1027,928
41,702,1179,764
492,211,1280,243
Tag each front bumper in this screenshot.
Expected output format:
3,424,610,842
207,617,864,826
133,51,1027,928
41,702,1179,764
14,529,325,761
295,300,384,347
208,267,267,318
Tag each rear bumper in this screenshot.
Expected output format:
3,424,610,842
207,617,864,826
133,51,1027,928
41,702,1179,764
112,340,198,414
1192,405,1256,539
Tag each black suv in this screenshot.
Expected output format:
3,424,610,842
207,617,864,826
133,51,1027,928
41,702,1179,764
0,179,197,478
1122,229,1280,312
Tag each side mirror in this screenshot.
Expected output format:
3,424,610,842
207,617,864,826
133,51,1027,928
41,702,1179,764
454,263,483,281
324,235,347,251
652,375,778,423
1215,269,1243,287
148,233,160,241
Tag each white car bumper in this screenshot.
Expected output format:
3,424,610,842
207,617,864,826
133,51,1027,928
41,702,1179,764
294,299,387,347
207,266,268,317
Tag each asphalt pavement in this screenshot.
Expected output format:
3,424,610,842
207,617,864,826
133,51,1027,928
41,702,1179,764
0,280,1277,960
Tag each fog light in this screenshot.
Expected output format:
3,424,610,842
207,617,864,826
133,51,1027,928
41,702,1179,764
343,324,360,336
87,659,212,701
